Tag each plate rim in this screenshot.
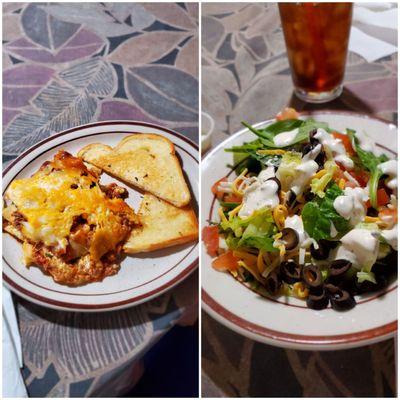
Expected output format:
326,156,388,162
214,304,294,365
201,110,398,349
3,120,199,312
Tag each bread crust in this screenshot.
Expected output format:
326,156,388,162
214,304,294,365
78,134,191,207
123,193,198,254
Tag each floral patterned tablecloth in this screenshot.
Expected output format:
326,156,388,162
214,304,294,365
202,3,397,397
3,3,198,397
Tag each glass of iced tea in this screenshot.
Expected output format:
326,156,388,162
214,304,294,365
279,2,353,103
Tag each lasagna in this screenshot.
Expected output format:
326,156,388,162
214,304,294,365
3,151,140,286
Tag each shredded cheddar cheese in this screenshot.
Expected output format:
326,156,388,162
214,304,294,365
293,282,309,299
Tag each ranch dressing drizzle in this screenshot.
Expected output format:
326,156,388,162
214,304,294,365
239,167,279,217
330,221,338,238
333,228,379,270
381,224,398,250
314,128,354,170
303,144,322,161
276,145,321,196
353,129,377,154
273,128,299,147
291,159,319,195
378,160,397,190
283,214,318,249
333,187,369,226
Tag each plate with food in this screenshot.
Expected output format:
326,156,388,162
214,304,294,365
3,121,199,312
202,109,397,350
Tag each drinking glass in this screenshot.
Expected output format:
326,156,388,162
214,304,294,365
279,2,353,103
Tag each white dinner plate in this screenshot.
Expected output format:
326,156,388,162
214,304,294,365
201,111,397,351
3,121,199,312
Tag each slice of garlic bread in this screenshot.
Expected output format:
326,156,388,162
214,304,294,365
78,134,191,207
124,193,198,253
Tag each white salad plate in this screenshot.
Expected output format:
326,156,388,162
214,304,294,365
3,121,199,312
201,111,397,351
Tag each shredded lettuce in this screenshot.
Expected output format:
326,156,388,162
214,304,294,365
355,222,379,231
238,222,277,252
220,208,278,252
276,151,302,192
356,271,377,284
225,233,240,250
302,183,350,240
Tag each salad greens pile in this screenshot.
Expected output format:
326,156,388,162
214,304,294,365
205,115,397,311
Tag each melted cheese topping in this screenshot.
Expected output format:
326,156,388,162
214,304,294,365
5,152,135,261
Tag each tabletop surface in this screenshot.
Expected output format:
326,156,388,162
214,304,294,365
201,3,397,397
3,3,198,397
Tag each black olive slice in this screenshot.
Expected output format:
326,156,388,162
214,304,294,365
310,242,329,260
266,177,281,192
304,190,314,202
355,273,387,294
329,259,352,277
325,240,339,250
280,261,301,284
325,284,356,311
286,190,297,208
280,228,299,251
306,287,329,310
354,279,376,294
265,271,281,296
302,265,322,289
311,239,338,260
314,150,326,167
367,207,379,217
301,143,313,156
309,128,318,140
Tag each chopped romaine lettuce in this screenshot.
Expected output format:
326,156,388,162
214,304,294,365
220,208,278,252
276,151,302,191
225,233,240,249
355,222,379,231
238,222,277,252
356,271,377,284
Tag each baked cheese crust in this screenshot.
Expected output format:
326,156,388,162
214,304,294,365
3,151,139,286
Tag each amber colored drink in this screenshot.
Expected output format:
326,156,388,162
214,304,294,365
279,3,353,103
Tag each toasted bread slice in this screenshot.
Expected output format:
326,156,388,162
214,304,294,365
78,134,191,207
124,193,198,253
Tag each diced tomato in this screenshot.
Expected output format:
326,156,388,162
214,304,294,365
212,250,239,272
376,188,390,207
344,180,358,189
336,162,347,172
224,194,242,203
202,225,220,257
348,170,370,187
379,207,398,225
333,168,346,182
332,131,355,156
276,107,299,121
365,199,371,209
211,177,227,200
